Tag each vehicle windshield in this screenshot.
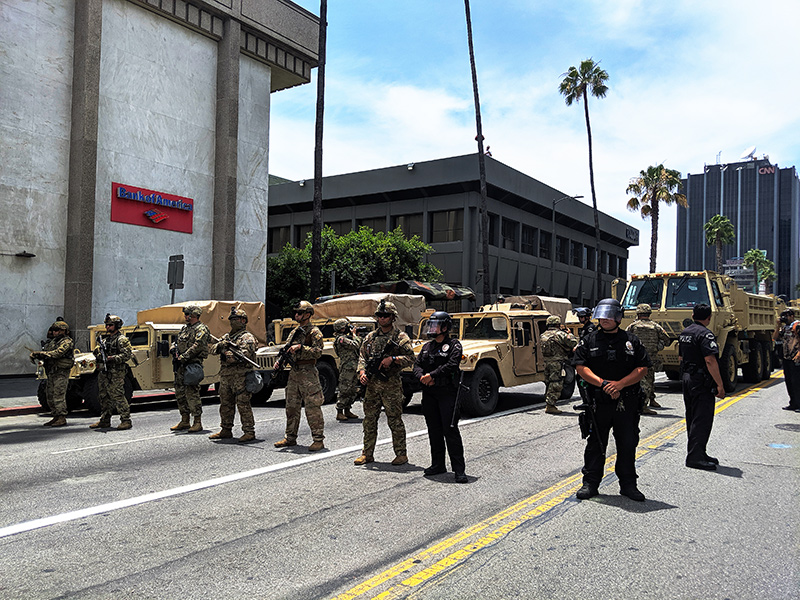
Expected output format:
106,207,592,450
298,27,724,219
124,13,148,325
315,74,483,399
665,277,710,308
621,278,664,309
461,316,508,340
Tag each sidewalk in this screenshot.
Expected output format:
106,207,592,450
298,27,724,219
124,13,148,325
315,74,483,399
0,377,41,414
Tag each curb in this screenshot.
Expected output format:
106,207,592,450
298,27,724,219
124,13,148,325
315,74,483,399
0,405,43,417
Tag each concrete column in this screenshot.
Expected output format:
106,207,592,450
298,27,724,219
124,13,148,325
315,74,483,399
64,0,103,349
211,18,241,300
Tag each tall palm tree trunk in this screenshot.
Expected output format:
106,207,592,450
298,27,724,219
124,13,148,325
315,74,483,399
649,196,659,273
582,90,602,301
310,0,327,301
715,241,723,273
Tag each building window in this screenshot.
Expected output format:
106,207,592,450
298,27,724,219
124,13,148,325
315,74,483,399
556,236,568,264
618,256,627,279
501,218,518,251
392,214,423,239
600,250,608,274
357,216,386,233
489,213,499,246
539,231,552,260
326,220,353,237
430,209,463,243
608,254,617,277
570,241,583,268
521,225,537,256
268,226,290,253
296,224,312,247
586,246,596,271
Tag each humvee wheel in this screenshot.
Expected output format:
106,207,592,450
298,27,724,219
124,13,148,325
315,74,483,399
719,344,738,393
462,364,499,417
317,361,338,404
664,369,680,381
742,341,762,383
82,373,100,415
760,343,772,380
559,365,576,400
37,381,48,409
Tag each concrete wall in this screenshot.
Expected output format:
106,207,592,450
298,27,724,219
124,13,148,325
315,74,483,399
0,0,75,371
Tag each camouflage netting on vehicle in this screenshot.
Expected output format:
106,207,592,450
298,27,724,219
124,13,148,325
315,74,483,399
492,296,573,323
312,294,426,329
136,301,267,345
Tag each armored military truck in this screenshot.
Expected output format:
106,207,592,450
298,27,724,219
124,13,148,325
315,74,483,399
614,271,779,392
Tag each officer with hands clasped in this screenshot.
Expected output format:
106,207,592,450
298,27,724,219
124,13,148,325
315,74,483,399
573,298,651,502
679,304,725,470
413,311,468,483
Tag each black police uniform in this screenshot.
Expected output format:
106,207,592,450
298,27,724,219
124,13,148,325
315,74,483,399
572,328,651,488
412,336,465,476
679,321,720,464
779,321,800,410
575,320,599,407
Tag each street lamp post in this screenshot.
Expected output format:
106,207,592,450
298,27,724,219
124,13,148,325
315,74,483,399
550,194,584,296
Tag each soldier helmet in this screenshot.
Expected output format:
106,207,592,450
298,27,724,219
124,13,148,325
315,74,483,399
636,303,652,316
182,304,203,317
782,308,796,318
104,313,123,327
333,318,350,333
424,311,452,338
574,307,592,319
293,300,315,316
593,298,623,323
229,307,248,322
375,300,399,319
546,315,562,327
50,317,70,332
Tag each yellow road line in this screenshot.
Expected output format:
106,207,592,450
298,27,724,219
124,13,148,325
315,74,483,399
334,373,780,600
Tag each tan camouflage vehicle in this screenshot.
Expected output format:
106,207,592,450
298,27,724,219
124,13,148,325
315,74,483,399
405,296,577,417
614,271,780,392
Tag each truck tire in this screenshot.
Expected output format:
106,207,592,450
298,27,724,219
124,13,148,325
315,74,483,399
317,361,338,404
82,373,100,415
250,372,274,405
719,344,738,393
742,340,762,384
37,381,48,409
760,343,772,380
664,369,680,381
559,364,576,400
66,380,84,411
461,363,499,417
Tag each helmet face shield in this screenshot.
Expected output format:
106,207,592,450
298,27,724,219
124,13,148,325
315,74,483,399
424,320,445,338
593,304,621,321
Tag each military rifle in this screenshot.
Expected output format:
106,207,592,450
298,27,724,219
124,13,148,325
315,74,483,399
210,334,261,369
96,334,109,372
263,328,302,396
358,339,405,398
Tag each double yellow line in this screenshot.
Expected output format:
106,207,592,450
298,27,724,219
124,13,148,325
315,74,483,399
334,374,780,600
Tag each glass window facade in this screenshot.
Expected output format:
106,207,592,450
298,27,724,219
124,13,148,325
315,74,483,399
392,214,423,239
430,209,463,243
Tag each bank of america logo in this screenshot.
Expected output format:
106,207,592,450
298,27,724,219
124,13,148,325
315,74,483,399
144,209,168,223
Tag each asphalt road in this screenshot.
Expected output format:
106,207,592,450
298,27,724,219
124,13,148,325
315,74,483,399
1,375,798,599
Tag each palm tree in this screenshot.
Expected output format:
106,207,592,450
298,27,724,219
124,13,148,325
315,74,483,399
309,0,328,300
743,248,776,293
464,0,491,305
559,58,608,302
704,215,735,273
626,164,687,273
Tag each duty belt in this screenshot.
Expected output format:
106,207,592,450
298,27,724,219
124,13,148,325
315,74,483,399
295,360,316,366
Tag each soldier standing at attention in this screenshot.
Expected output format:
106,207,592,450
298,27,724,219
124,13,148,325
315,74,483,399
626,303,671,415
333,318,362,421
540,315,578,415
274,301,326,452
90,314,133,430
679,304,725,470
413,311,467,482
573,298,651,502
209,308,258,443
170,304,210,433
30,318,75,427
773,308,800,412
354,300,414,466
573,307,597,411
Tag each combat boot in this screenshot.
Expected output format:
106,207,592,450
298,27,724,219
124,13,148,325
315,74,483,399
391,454,408,466
209,429,233,440
50,416,67,427
354,454,373,465
308,440,324,452
238,432,256,443
641,407,657,415
89,420,110,429
274,438,297,448
336,409,348,421
187,417,203,433
117,420,132,430
649,399,662,408
344,409,359,419
42,417,57,427
170,416,190,431
545,405,563,415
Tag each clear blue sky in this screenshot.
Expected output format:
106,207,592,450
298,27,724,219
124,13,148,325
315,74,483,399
270,0,800,276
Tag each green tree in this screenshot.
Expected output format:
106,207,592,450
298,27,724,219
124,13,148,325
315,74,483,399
743,249,776,293
266,226,443,316
559,58,608,301
704,215,735,273
626,164,687,273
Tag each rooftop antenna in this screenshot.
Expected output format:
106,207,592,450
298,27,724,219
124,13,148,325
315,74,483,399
716,151,722,164
740,145,756,160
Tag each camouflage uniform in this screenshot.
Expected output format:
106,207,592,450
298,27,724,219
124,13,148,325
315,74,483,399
174,319,210,419
283,323,326,443
35,328,75,418
626,306,670,407
211,326,258,435
357,327,414,458
93,327,133,425
334,328,362,413
540,319,578,407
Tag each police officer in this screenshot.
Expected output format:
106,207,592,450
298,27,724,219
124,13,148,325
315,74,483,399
573,298,651,501
540,315,578,415
773,308,800,411
333,318,362,421
30,318,75,427
412,311,467,483
679,304,725,470
274,301,326,452
626,303,671,415
90,314,133,430
573,307,597,411
170,304,210,433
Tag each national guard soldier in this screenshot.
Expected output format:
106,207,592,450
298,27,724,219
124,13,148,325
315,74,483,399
90,314,133,430
540,315,578,415
30,318,75,427
679,304,725,470
274,301,326,452
333,318,362,421
412,311,468,482
573,298,651,502
209,307,258,443
773,308,800,411
626,303,671,415
354,300,414,466
170,304,210,433
573,307,597,411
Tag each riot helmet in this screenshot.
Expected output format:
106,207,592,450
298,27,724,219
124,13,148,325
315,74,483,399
424,311,452,338
592,299,623,323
